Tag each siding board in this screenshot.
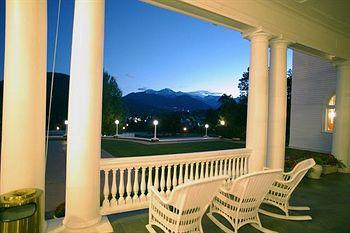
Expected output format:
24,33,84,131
290,51,336,153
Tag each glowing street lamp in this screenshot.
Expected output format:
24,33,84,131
204,124,209,137
115,119,120,137
56,126,60,131
183,127,187,132
220,120,226,126
153,120,159,141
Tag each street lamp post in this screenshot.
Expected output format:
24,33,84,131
153,120,159,141
115,119,119,137
204,124,209,137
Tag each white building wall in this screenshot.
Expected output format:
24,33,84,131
289,51,336,153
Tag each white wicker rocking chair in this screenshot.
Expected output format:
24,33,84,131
208,169,282,233
146,176,228,233
259,158,316,221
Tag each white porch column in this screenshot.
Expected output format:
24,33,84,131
243,30,271,172
332,61,350,173
267,39,289,170
1,0,47,193
63,0,105,230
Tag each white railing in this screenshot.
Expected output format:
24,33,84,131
100,148,251,215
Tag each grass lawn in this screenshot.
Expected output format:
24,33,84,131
101,139,244,157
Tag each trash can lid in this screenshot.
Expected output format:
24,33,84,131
0,188,42,206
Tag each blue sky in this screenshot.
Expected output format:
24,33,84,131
0,0,292,97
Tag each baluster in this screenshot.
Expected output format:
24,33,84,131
236,158,240,178
125,168,132,204
154,166,159,191
244,157,249,174
160,165,166,195
240,157,244,176
147,166,153,198
118,168,125,204
200,162,205,179
232,158,236,179
140,167,146,200
228,159,232,180
215,160,219,176
166,165,172,195
110,169,117,206
224,159,228,175
184,163,189,182
195,162,199,180
172,164,178,188
219,159,223,175
178,164,184,185
205,161,209,178
210,160,214,177
102,169,110,208
133,167,139,202
190,163,194,180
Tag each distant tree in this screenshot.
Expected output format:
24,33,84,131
217,94,246,139
238,67,249,104
218,94,235,106
102,71,125,135
157,112,182,134
204,109,219,130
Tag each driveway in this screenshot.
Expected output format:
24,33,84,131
45,140,113,214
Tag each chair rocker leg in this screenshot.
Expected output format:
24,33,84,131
146,224,157,233
259,209,312,221
207,213,235,233
251,223,278,233
288,205,310,211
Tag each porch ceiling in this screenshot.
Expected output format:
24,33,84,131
277,0,350,38
143,0,350,61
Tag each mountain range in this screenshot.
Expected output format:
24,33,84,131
0,72,224,119
123,88,222,115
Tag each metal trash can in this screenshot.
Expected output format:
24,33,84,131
0,188,43,233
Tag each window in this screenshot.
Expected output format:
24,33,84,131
325,95,336,133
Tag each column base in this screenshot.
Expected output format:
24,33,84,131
46,216,113,233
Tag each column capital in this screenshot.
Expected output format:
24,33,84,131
270,38,291,48
336,60,350,69
242,28,273,42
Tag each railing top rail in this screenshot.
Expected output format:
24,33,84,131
100,148,251,170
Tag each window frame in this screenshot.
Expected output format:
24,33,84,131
323,94,336,133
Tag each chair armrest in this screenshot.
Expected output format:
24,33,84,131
273,177,296,186
150,186,169,204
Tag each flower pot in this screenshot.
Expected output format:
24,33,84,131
307,164,323,179
322,165,338,174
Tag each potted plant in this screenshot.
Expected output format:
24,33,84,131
321,154,345,174
307,157,323,179
54,202,65,218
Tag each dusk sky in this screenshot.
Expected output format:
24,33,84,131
0,0,292,97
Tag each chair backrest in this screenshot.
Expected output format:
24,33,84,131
226,169,282,210
168,176,227,212
284,158,315,196
290,158,316,180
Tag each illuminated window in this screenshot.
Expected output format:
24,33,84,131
325,95,336,133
